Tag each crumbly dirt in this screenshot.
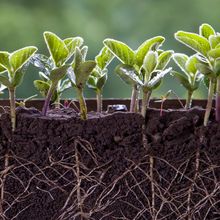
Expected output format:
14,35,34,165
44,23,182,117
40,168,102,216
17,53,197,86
0,106,219,219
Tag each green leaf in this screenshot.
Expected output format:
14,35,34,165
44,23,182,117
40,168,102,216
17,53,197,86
103,39,135,65
196,63,213,76
44,31,69,67
87,75,97,89
214,58,220,75
203,75,210,89
193,73,203,90
135,36,165,67
199,23,215,39
173,53,188,74
49,65,70,83
76,61,96,88
175,31,211,57
171,70,192,91
73,47,83,71
143,51,157,75
11,70,25,87
115,64,142,86
96,71,108,90
156,50,173,70
10,46,37,73
95,47,114,70
208,48,220,59
185,55,199,74
209,35,220,48
0,74,11,88
67,68,76,87
34,80,50,97
147,68,171,89
81,46,88,61
0,52,10,71
0,64,6,73
64,37,84,55
59,78,71,92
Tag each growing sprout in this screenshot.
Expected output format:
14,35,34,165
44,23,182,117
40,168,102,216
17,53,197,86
33,61,71,108
67,46,96,120
175,23,220,125
0,46,37,130
172,53,203,109
32,32,83,115
104,37,173,117
87,46,114,112
103,37,172,114
16,94,38,107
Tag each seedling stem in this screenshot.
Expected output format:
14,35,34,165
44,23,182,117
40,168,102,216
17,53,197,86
9,88,16,131
186,90,193,109
204,79,215,126
130,85,138,112
77,88,87,120
42,85,54,116
96,89,102,113
141,90,151,117
216,77,220,122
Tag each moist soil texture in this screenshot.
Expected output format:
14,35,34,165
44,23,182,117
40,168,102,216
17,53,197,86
0,106,219,219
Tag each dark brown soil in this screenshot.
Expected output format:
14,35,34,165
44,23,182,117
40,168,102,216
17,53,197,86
0,106,220,219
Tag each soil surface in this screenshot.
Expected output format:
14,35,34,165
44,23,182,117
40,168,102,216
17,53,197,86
0,106,219,219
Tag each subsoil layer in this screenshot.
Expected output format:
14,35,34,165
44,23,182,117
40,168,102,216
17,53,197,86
0,106,220,219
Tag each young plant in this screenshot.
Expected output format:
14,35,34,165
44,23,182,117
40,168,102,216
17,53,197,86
33,32,83,115
175,23,220,125
68,46,96,120
87,46,114,112
0,46,37,130
103,36,169,113
172,53,203,109
33,57,71,108
16,94,38,107
104,38,173,117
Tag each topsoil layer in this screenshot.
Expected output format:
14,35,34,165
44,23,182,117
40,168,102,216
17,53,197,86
0,106,219,220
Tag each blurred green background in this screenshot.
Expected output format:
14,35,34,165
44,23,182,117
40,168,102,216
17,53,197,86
0,0,219,100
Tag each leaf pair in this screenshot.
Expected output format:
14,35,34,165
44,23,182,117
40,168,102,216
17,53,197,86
175,24,214,57
175,23,220,61
142,50,173,77
87,47,114,92
44,31,83,67
172,53,203,92
103,36,165,68
0,47,37,88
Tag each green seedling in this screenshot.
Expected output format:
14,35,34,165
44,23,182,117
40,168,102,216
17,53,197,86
175,23,220,125
104,38,173,117
35,32,83,116
87,46,114,112
33,56,71,108
0,46,37,130
68,46,96,120
172,53,203,109
16,94,38,107
103,37,172,114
